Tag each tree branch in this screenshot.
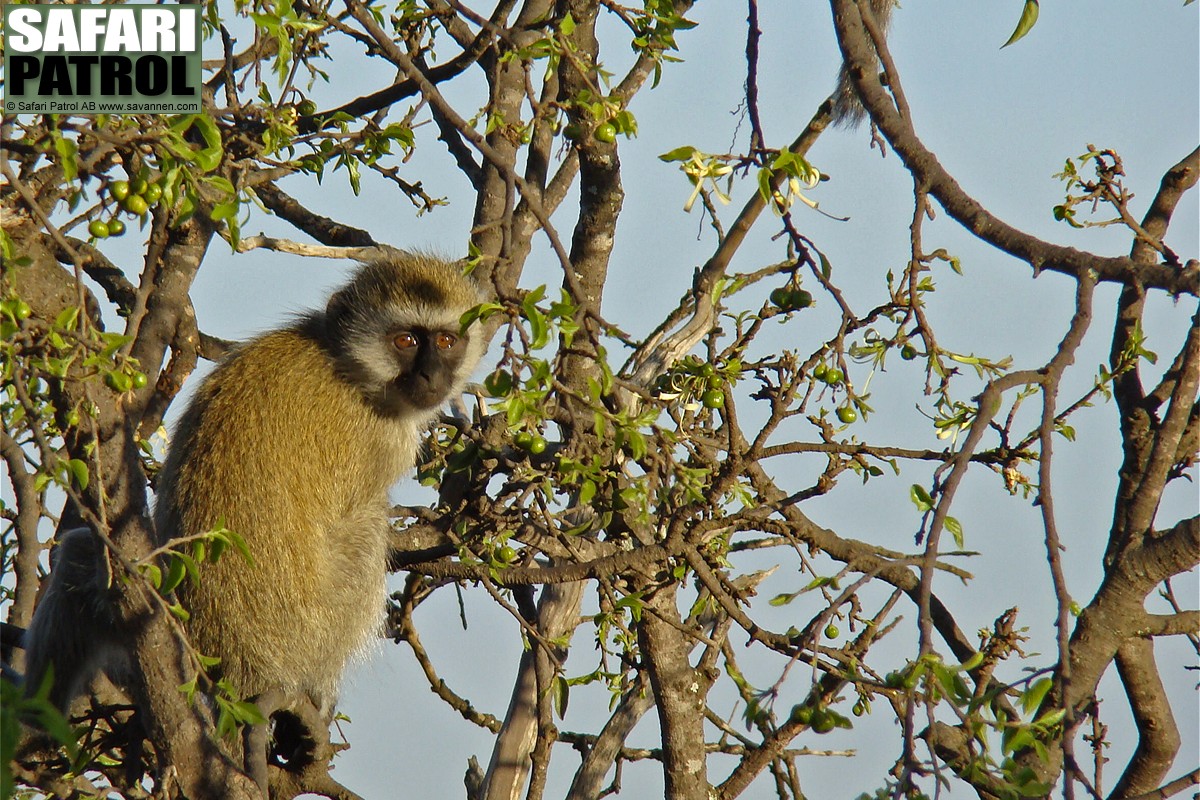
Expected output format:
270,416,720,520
828,0,1199,296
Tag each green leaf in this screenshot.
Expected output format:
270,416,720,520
66,458,89,490
1034,707,1066,728
659,145,698,162
818,250,833,280
161,554,187,594
909,484,934,512
945,516,964,549
551,674,569,718
1020,677,1053,715
54,136,79,183
1001,0,1039,48
141,563,162,589
210,201,240,222
769,591,799,607
55,306,80,331
231,699,268,726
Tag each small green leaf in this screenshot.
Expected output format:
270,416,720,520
551,674,569,718
769,591,799,607
909,484,934,512
818,250,833,280
161,554,188,594
54,136,79,183
141,563,162,589
66,458,89,490
1034,707,1066,728
1020,676,1053,715
659,145,698,162
1001,0,1039,48
945,516,964,548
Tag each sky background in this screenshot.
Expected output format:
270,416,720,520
14,2,1197,798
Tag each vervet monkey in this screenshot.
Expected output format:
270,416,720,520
24,254,485,722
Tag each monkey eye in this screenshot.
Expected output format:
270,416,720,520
393,332,419,350
434,332,458,350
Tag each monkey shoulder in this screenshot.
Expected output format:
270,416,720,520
162,323,418,517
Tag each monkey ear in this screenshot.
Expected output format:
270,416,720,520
325,290,351,336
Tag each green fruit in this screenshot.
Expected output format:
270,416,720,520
143,183,163,204
836,406,857,424
485,370,514,397
790,704,813,725
770,287,812,312
130,371,149,389
824,623,840,639
107,218,126,236
594,122,617,143
496,545,518,564
514,431,534,450
297,99,317,116
701,389,724,409
811,363,828,381
12,299,32,320
527,435,548,455
105,371,133,392
130,177,149,195
88,219,111,238
900,343,917,360
110,180,131,201
884,672,904,689
810,710,836,734
123,195,149,215
562,124,583,141
822,367,844,385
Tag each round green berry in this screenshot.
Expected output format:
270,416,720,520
123,195,149,215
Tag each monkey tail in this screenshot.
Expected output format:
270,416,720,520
830,0,897,128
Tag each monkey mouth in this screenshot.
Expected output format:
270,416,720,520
378,375,445,412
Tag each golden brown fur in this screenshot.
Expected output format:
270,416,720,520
25,254,485,719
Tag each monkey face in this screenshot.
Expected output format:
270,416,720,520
384,327,472,410
327,319,475,416
322,256,485,417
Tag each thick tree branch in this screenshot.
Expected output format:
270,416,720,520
1110,638,1181,798
638,584,710,800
